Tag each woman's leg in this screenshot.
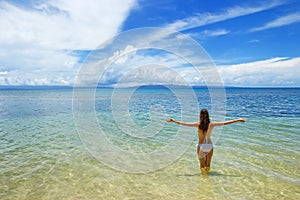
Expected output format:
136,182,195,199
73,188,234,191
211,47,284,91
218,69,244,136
205,148,214,172
197,145,206,174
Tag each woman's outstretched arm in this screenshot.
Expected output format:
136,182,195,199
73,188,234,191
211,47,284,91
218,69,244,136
166,118,199,127
211,118,246,126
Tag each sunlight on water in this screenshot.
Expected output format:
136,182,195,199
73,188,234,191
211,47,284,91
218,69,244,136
0,88,299,199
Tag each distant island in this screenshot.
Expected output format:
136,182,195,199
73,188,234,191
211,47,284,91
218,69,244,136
0,84,299,90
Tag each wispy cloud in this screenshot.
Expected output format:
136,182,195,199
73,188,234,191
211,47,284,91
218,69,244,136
203,29,230,37
247,39,260,43
250,13,300,32
188,29,230,39
165,0,285,31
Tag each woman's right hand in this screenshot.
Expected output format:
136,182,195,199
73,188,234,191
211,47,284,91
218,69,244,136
239,118,246,122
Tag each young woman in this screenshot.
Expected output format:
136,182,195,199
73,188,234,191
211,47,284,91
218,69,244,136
166,109,246,174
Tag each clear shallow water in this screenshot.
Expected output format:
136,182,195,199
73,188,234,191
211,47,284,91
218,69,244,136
0,88,299,199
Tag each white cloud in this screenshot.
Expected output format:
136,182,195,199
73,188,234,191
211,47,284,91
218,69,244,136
0,0,137,85
97,46,213,87
250,13,300,32
0,71,8,75
187,29,230,39
165,0,284,31
0,0,137,50
113,65,189,87
203,29,230,37
247,39,260,43
218,57,300,86
78,40,300,87
99,48,190,86
108,45,137,64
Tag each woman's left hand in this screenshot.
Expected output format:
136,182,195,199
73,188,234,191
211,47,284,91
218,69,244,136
166,118,174,122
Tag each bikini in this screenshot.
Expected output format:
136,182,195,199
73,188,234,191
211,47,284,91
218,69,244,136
198,143,213,152
197,136,213,153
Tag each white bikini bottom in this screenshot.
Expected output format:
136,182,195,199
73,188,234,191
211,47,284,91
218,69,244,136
197,144,213,153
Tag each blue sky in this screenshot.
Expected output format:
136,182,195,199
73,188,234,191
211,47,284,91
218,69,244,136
0,0,299,86
123,0,300,62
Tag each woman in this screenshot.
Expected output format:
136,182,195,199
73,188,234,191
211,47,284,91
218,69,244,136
166,109,246,174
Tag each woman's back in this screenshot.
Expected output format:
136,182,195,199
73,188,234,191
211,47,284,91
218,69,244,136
197,123,213,144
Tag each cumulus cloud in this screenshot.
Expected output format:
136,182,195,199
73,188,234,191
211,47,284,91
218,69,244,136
108,45,137,64
0,71,8,75
0,0,137,50
97,45,215,87
218,57,300,86
99,48,190,86
99,55,300,87
0,0,137,85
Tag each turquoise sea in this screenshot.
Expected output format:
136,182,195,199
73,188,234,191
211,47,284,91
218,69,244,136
0,87,299,199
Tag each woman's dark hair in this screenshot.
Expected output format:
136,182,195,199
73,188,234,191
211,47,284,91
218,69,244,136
199,109,210,133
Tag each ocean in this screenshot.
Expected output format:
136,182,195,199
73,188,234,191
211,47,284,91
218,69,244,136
0,87,299,199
